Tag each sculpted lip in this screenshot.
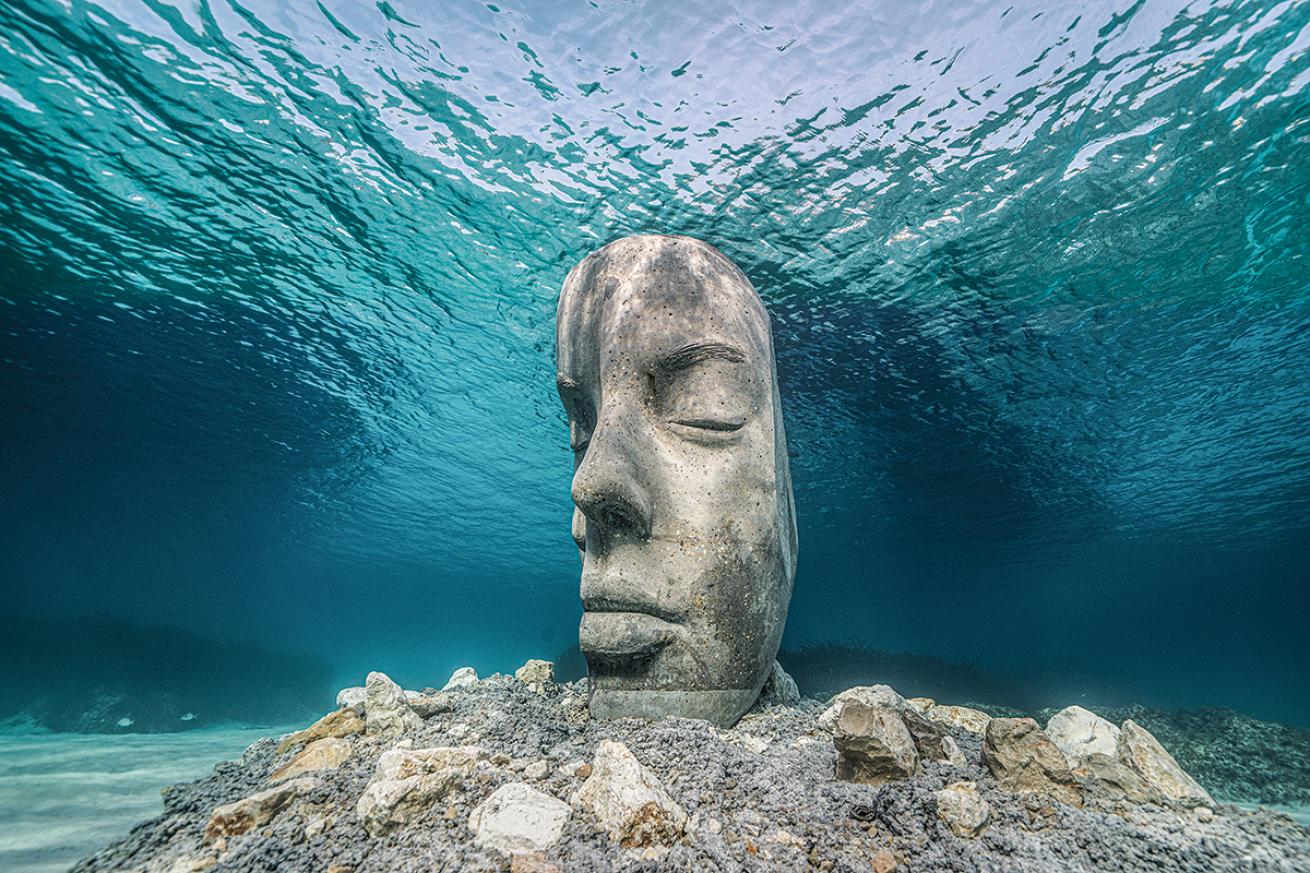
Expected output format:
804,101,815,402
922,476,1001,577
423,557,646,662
579,612,679,659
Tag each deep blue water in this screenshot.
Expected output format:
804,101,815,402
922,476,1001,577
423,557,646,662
2,1,1309,724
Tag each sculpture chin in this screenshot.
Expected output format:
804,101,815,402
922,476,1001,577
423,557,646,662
581,610,773,728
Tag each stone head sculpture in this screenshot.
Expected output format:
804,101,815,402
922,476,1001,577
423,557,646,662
556,234,797,727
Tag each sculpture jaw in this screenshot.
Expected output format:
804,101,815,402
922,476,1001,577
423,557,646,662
587,685,767,729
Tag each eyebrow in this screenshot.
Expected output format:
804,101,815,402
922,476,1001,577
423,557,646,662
655,341,747,375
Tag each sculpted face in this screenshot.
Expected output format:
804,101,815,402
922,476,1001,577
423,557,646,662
556,235,797,727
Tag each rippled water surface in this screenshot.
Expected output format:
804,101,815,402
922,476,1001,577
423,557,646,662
2,1,1309,723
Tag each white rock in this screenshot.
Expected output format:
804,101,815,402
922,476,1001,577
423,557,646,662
1046,705,1120,763
356,745,482,836
469,782,571,854
524,759,550,781
1118,720,1213,807
907,697,935,713
818,685,907,731
442,667,479,690
364,672,421,738
515,659,555,694
572,739,687,848
935,781,990,838
335,686,366,715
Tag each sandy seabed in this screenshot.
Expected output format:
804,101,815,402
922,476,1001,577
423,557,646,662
0,726,287,873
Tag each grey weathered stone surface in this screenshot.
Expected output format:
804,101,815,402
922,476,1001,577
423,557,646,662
470,782,571,854
832,701,919,784
556,235,797,727
935,781,990,838
982,717,1083,807
1119,719,1214,806
1077,751,1163,805
818,684,907,731
755,660,801,708
442,667,478,690
571,739,687,848
365,671,421,738
904,705,952,761
356,745,482,836
1046,705,1120,763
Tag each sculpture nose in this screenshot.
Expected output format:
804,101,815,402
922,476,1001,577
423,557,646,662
571,415,652,548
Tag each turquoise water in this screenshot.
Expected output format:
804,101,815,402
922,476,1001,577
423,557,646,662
1,0,1309,733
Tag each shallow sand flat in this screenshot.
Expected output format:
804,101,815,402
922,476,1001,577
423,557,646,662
0,727,288,873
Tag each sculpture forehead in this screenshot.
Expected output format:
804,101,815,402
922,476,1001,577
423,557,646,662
557,236,771,379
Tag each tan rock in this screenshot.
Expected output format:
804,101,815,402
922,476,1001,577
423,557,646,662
871,848,898,872
832,701,918,785
572,739,687,848
907,697,935,712
924,704,991,734
510,854,563,873
982,718,1083,807
356,745,483,836
405,690,455,718
270,737,352,782
203,777,318,843
515,659,555,694
275,708,363,754
1118,720,1213,806
935,781,990,838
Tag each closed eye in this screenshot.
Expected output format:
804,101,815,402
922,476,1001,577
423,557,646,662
672,418,744,432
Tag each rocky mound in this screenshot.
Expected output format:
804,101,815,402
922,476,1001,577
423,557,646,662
1044,704,1310,808
74,665,1310,872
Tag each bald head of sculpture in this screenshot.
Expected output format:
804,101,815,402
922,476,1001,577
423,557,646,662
556,234,797,727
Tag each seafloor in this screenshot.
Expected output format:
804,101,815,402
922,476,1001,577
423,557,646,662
74,672,1310,873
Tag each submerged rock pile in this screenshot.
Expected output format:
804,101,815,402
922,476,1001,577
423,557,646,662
75,663,1310,872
